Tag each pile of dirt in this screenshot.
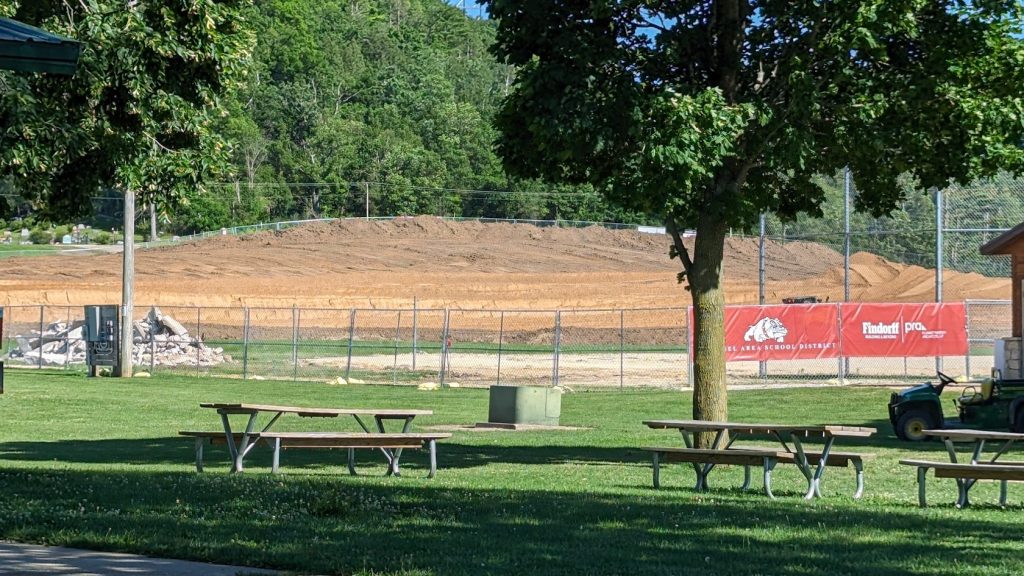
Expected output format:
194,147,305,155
0,216,1010,310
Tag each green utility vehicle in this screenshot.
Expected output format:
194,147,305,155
888,370,1024,441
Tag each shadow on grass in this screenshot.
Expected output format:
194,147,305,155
0,436,650,472
0,467,1021,576
0,418,967,475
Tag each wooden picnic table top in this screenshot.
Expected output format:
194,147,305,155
200,403,432,418
643,419,876,438
922,429,1024,442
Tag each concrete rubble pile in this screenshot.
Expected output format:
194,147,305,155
7,307,230,368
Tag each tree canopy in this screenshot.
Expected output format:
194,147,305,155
0,0,253,219
484,0,1024,428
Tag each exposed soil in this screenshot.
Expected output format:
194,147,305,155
0,216,1010,309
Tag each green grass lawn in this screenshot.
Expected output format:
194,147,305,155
0,243,65,258
0,371,1021,575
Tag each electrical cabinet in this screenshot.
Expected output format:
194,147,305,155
84,305,120,375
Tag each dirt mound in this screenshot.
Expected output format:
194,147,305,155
0,216,1010,309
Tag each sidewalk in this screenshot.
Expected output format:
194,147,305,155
0,541,278,575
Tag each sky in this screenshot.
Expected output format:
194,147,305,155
447,0,488,19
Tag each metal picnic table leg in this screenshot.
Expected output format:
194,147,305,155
379,415,415,477
272,438,281,474
689,429,729,491
232,411,261,473
942,438,966,505
427,439,438,479
219,412,238,469
917,465,930,507
852,458,865,500
987,440,1014,507
946,438,986,508
792,434,833,499
195,437,204,473
355,414,399,476
763,457,777,499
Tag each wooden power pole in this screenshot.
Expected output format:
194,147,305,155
120,187,134,377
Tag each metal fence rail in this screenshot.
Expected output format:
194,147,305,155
0,301,1010,388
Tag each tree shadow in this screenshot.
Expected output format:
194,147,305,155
0,467,1021,576
0,436,653,473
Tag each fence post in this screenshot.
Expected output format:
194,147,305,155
439,309,450,388
836,303,844,382
497,311,505,386
553,310,561,387
38,305,43,370
964,301,972,380
412,298,418,370
193,307,200,377
620,309,625,390
393,310,402,385
345,308,356,383
935,188,944,374
292,305,300,382
758,213,767,379
64,305,72,370
242,307,250,380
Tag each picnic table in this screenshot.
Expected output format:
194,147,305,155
642,419,876,499
900,429,1024,507
187,403,442,476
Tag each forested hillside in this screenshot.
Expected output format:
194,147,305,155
180,0,649,233
2,0,1021,279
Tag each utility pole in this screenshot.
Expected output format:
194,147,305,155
120,188,135,377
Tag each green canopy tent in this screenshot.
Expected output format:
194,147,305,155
0,17,81,75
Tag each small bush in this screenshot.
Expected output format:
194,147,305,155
93,231,112,245
28,228,52,245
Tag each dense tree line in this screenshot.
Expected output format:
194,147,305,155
2,0,1021,282
180,0,654,232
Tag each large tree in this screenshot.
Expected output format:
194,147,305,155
0,0,253,219
484,1,1024,430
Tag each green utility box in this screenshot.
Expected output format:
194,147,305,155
487,385,561,426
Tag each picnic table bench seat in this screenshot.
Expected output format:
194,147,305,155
180,430,452,477
642,446,874,499
900,458,1024,507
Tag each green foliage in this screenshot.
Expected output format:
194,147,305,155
173,189,233,235
91,230,112,245
0,0,255,220
26,228,51,245
485,0,1024,419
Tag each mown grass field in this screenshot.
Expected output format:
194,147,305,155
0,371,1021,575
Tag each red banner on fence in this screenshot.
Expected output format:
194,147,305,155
840,303,968,357
722,304,840,361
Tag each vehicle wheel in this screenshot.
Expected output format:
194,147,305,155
1013,407,1024,434
896,409,935,442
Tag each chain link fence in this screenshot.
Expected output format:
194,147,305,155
0,301,1010,388
756,174,1022,304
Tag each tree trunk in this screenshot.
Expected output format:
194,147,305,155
689,210,730,447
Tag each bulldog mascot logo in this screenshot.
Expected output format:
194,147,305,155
744,317,788,343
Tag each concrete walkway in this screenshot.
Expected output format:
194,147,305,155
0,542,278,575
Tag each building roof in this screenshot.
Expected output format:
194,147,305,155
0,17,81,75
979,220,1024,255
